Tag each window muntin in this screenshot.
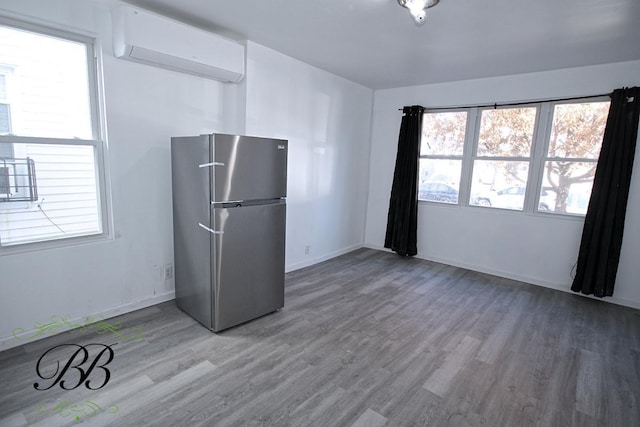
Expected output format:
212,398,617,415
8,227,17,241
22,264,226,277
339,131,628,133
418,100,610,217
418,111,467,203
0,19,106,248
538,101,610,215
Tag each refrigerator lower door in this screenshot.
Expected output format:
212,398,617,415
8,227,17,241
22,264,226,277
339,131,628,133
211,201,286,331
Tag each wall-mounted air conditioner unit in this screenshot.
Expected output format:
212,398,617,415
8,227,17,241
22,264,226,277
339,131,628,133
112,5,245,83
0,157,38,203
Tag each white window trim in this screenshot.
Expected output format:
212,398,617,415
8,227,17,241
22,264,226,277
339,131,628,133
0,15,113,254
532,98,608,217
419,96,609,221
471,104,538,213
419,109,473,205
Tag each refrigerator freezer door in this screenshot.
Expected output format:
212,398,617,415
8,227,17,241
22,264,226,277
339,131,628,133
211,201,286,331
211,134,287,202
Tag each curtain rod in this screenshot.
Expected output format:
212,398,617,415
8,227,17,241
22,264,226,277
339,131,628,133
398,92,613,112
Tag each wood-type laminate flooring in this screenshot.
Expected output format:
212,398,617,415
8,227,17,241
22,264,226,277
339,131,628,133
1,248,639,426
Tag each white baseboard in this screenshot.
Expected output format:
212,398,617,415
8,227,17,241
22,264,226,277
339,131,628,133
363,243,387,252
0,291,176,352
363,244,640,311
3,244,366,351
286,243,364,273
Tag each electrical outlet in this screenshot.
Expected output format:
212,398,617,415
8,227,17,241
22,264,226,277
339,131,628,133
163,263,173,280
304,245,310,255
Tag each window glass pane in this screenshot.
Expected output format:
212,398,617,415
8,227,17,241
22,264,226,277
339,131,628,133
477,107,536,157
0,103,9,133
0,142,101,246
538,161,595,215
421,111,466,156
418,158,461,204
0,141,13,158
548,102,610,159
0,26,93,139
469,160,530,210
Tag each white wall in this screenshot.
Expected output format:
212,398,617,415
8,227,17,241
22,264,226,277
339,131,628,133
0,1,373,349
243,42,373,271
0,0,231,350
365,60,640,309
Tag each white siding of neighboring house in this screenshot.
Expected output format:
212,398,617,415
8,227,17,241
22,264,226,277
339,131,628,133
0,143,100,245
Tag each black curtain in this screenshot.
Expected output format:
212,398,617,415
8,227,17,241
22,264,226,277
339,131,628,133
571,87,640,297
384,105,424,257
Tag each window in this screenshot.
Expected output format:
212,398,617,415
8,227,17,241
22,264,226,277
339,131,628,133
418,99,610,217
539,102,610,215
418,111,467,204
470,107,536,211
0,19,107,248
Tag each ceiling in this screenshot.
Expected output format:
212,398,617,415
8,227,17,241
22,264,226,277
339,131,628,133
122,0,640,89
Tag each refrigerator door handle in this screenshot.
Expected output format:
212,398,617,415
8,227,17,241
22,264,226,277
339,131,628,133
198,162,225,168
198,222,224,235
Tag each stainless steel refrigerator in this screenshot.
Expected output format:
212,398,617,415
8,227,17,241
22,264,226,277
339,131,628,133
171,134,287,332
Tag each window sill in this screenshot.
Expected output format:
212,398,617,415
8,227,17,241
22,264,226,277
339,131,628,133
0,231,113,256
418,200,587,222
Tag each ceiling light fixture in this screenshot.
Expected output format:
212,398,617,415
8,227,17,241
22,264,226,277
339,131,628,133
397,0,439,25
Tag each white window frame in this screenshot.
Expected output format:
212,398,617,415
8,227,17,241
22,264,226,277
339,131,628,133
418,97,609,219
0,15,111,253
531,97,609,217
418,109,475,204
469,105,540,212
